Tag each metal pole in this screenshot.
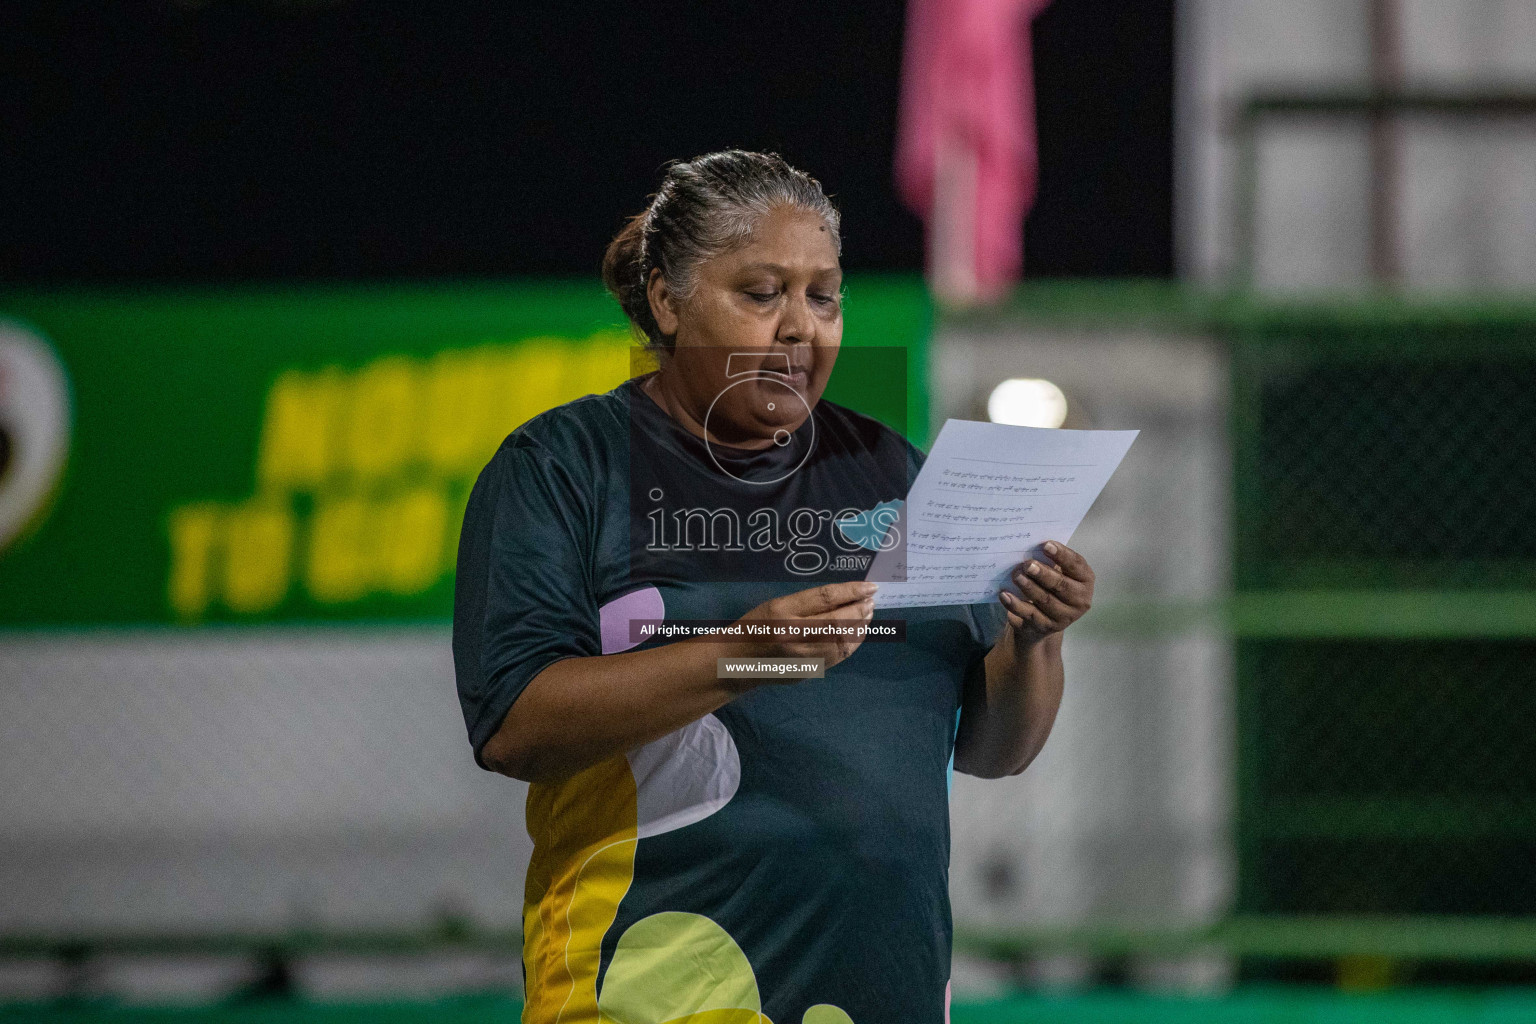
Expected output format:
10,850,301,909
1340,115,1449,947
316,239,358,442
1368,0,1403,287
1233,104,1259,290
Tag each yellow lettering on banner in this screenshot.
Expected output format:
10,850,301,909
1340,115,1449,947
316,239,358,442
578,331,641,393
220,499,295,614
167,503,223,619
378,485,449,595
443,483,473,572
422,346,504,477
341,356,419,483
425,335,646,470
497,341,568,439
174,334,656,620
306,493,374,604
257,368,343,491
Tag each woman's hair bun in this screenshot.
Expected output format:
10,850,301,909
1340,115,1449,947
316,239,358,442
601,212,655,346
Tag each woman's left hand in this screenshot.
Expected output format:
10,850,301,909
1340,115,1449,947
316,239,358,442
998,541,1094,646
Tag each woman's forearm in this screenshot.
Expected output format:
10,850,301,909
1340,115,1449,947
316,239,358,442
479,580,876,784
481,638,759,784
953,630,1065,778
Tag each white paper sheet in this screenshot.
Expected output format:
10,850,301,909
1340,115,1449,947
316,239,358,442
867,419,1138,609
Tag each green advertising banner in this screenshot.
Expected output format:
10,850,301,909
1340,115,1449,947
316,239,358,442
0,279,928,627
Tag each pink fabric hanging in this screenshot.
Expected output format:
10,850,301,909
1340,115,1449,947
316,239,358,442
895,0,1052,303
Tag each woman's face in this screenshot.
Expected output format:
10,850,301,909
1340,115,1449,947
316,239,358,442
648,204,842,448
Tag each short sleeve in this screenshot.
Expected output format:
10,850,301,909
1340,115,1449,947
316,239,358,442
452,438,602,768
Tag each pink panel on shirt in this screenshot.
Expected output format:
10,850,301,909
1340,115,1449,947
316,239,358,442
599,585,666,655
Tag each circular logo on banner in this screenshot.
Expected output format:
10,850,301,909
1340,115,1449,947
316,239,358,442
0,321,72,553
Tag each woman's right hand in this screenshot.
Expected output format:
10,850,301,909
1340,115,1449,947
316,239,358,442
735,580,878,671
485,579,880,782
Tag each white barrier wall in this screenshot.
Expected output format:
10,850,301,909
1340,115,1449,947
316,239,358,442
0,630,531,934
1179,0,1536,290
933,324,1233,953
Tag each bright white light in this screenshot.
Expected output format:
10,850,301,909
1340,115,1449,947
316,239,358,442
987,378,1068,429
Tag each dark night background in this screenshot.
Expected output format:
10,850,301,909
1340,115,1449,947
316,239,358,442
0,0,1173,283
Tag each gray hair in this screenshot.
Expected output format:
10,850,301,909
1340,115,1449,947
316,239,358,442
602,150,842,350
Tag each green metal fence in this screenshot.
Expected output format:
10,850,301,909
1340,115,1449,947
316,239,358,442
952,284,1536,971
1226,302,1536,931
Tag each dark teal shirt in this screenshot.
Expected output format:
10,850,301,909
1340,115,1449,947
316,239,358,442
453,375,1003,1024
